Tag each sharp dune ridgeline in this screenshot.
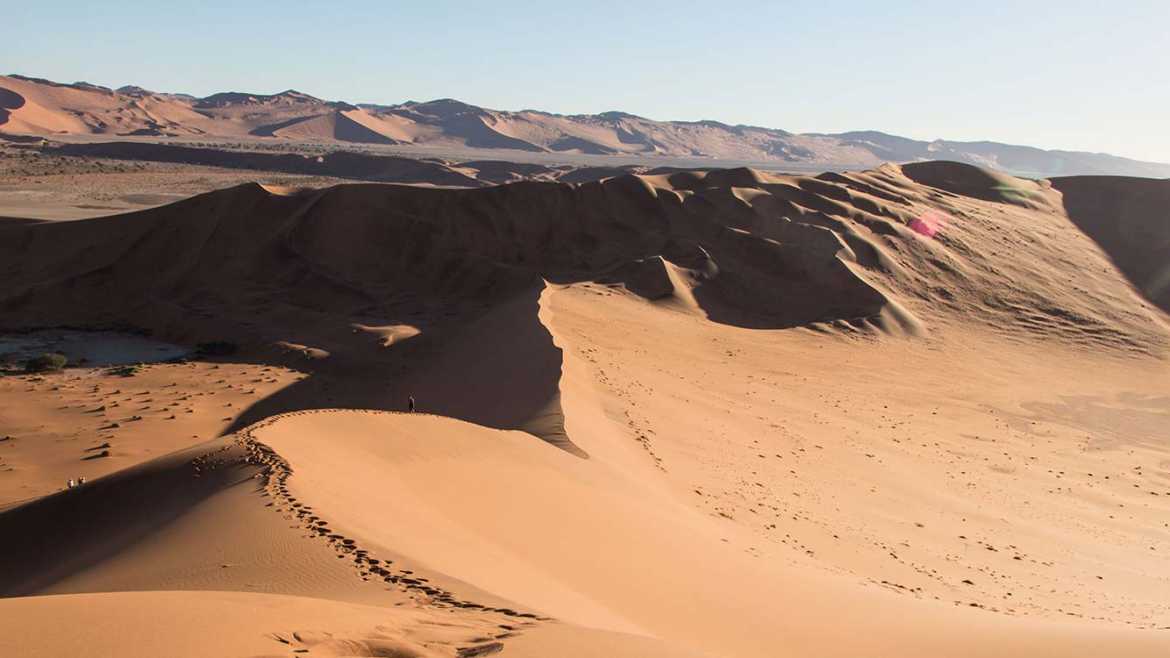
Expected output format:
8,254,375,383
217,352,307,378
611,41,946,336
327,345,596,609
1,159,1169,657
5,73,1170,177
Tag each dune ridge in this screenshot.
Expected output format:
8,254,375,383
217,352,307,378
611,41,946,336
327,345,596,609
2,162,1164,352
4,73,1170,177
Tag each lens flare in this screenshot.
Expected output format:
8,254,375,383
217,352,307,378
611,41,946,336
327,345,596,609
910,210,949,238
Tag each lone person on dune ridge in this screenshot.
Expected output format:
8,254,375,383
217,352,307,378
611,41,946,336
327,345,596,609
407,395,416,413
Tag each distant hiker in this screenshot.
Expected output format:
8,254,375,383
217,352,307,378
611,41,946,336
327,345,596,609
67,479,75,490
407,395,416,413
78,476,86,486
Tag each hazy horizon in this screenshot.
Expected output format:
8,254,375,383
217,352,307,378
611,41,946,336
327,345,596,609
5,1,1168,162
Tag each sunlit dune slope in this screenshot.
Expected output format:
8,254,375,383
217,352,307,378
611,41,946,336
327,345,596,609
0,590,522,658
249,410,1170,658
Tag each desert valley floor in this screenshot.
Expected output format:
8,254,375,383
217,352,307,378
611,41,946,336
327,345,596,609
0,144,1167,657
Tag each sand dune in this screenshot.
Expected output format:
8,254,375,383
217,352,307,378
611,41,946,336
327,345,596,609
4,74,1169,176
0,436,360,598
1050,175,1170,313
246,409,1170,657
543,280,1170,630
252,110,404,145
0,590,704,658
3,161,1163,349
0,590,522,658
1,160,1168,656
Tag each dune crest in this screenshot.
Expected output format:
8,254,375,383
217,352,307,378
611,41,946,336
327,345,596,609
3,162,1163,352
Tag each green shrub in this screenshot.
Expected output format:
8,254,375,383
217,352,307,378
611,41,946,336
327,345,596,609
106,363,142,377
24,352,67,372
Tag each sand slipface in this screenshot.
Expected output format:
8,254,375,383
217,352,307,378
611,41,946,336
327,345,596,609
0,159,1168,657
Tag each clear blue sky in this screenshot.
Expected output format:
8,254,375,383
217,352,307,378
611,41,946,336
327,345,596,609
6,1,1168,161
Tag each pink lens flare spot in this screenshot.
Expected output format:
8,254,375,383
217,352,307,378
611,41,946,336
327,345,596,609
910,210,950,238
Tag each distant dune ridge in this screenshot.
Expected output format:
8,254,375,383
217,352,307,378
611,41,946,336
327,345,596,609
3,73,1169,177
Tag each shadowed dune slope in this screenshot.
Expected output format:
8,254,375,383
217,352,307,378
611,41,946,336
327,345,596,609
1050,175,1170,313
0,438,254,596
0,437,375,601
2,162,1163,346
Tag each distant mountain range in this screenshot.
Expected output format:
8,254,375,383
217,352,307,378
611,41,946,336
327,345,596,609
2,73,1168,178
